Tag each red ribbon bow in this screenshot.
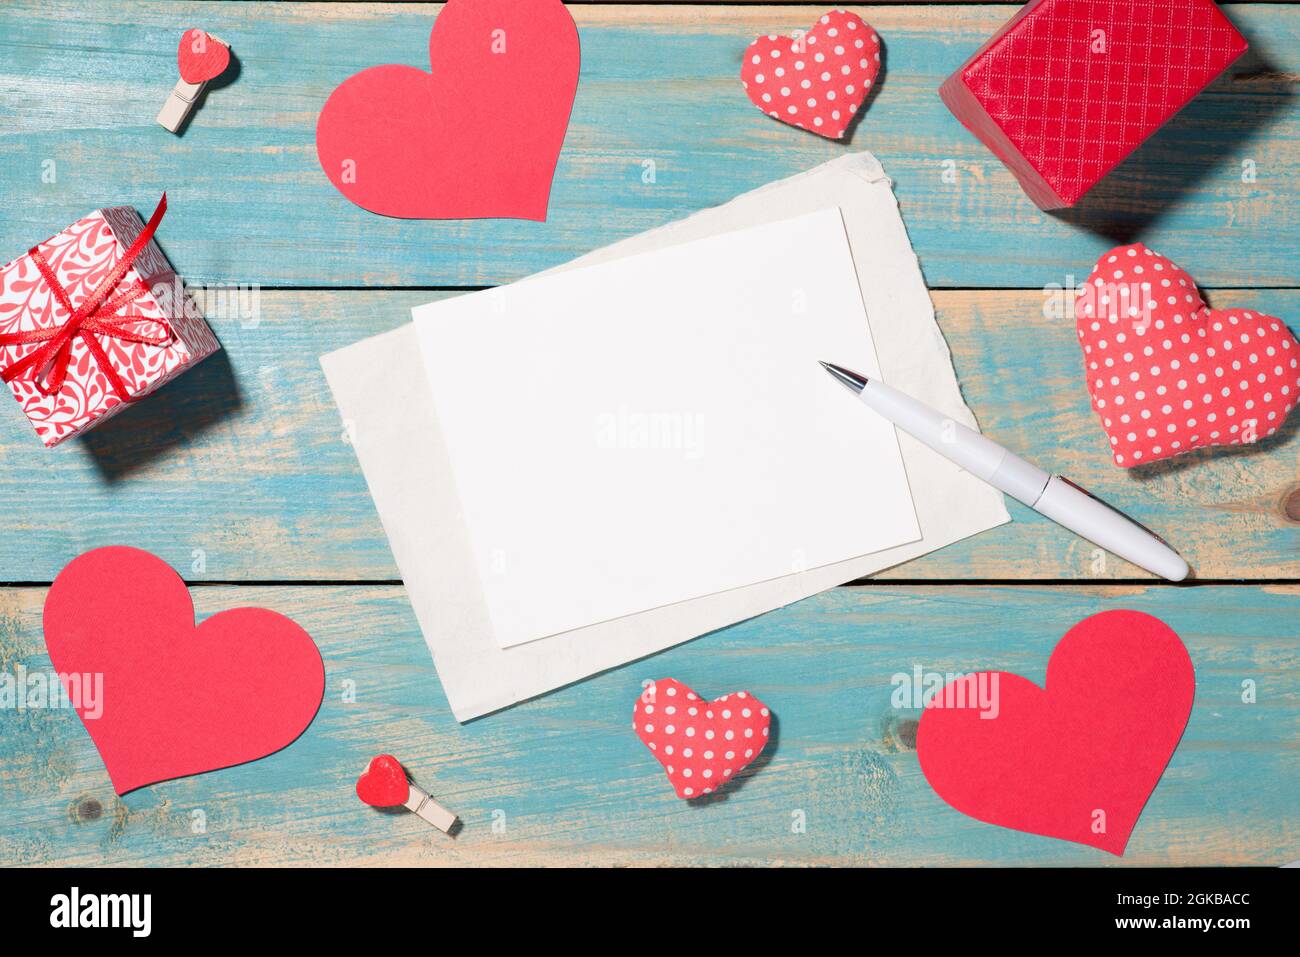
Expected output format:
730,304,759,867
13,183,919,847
0,195,173,403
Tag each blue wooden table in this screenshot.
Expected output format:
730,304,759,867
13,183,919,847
0,2,1295,866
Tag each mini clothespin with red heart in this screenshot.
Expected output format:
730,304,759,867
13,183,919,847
157,28,231,133
356,754,459,833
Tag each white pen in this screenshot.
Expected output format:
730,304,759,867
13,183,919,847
820,361,1189,581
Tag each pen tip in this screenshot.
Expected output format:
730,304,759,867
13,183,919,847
819,360,869,394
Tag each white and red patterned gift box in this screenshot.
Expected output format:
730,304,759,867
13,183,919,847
0,197,220,447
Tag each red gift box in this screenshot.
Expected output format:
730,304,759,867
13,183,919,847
0,197,220,447
940,0,1248,209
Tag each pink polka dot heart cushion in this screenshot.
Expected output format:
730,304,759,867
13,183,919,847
634,678,771,799
1076,243,1299,468
740,9,882,140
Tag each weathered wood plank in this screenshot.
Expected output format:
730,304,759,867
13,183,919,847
0,3,1294,288
0,583,1293,867
0,288,1293,582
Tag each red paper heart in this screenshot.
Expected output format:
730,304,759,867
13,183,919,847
356,754,411,807
633,678,771,799
177,28,230,84
43,547,325,795
1077,243,1299,467
916,610,1194,855
740,10,881,140
314,0,580,220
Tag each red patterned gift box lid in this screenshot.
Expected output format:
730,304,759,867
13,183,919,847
941,0,1248,209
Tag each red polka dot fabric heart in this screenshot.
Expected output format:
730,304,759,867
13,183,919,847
1076,243,1299,467
633,679,771,799
740,9,881,140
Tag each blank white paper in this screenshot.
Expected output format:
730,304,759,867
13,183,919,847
413,208,921,649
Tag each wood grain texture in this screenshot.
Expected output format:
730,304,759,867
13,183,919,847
0,583,1294,867
0,3,1295,288
0,289,1292,583
0,1,1296,870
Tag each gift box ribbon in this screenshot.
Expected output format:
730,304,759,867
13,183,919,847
0,194,173,403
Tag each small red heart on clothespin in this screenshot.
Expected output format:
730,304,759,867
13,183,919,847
177,28,230,84
356,754,460,832
356,754,411,807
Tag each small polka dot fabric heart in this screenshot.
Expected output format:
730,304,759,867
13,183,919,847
1077,243,1299,467
740,9,881,140
633,678,771,799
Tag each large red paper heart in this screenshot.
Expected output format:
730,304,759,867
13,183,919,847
740,10,881,140
44,547,325,795
356,754,411,807
177,28,230,85
1076,243,1299,467
314,0,580,220
633,678,771,799
916,610,1194,855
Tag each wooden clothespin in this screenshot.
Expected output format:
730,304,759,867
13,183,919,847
356,754,459,834
157,28,231,133
402,782,459,832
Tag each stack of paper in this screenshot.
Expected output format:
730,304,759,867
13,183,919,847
321,152,1009,720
